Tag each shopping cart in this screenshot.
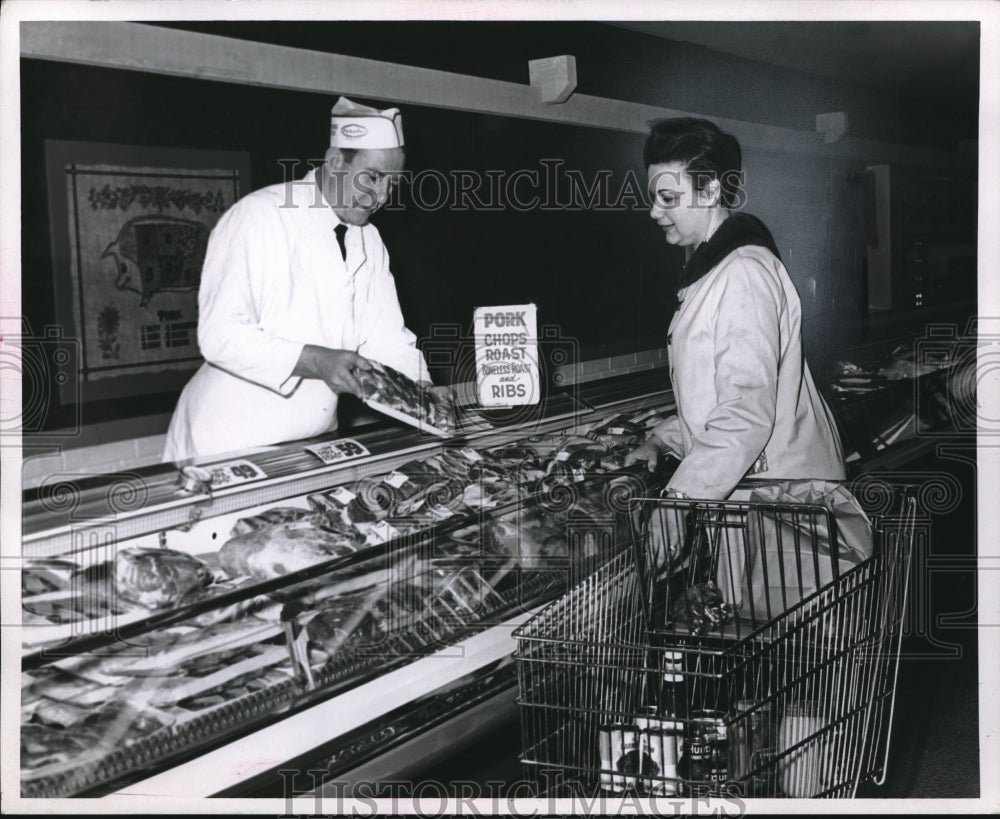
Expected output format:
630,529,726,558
514,477,917,799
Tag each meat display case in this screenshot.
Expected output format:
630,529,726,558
18,375,678,799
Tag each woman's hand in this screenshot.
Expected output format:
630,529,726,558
293,345,373,396
648,489,688,574
624,437,666,473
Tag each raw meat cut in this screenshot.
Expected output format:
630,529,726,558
356,361,457,435
115,546,214,609
230,506,315,536
219,518,359,580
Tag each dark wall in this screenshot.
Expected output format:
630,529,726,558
155,20,979,147
20,21,979,437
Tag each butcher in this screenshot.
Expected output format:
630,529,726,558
164,97,444,462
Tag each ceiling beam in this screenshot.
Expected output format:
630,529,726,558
19,21,963,168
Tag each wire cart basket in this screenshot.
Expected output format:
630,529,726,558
514,477,918,799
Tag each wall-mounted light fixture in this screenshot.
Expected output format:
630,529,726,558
816,111,849,143
528,55,577,104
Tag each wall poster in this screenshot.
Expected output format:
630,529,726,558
45,140,251,403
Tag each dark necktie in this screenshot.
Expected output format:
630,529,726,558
334,223,348,261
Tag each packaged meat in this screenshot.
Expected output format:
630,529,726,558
219,517,358,581
356,360,457,436
433,447,485,482
348,477,396,521
21,701,173,778
21,559,78,596
586,415,646,448
100,620,284,676
115,546,214,609
489,443,541,464
668,581,738,636
230,506,315,536
486,444,548,489
306,592,388,658
22,561,131,624
381,459,461,516
149,644,289,706
482,508,568,559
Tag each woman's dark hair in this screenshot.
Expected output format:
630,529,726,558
643,117,743,208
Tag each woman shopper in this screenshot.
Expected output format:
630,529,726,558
624,117,845,569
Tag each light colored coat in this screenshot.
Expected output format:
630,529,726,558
652,245,845,500
163,169,429,462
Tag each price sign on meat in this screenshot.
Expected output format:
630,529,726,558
305,439,371,465
474,303,540,407
209,459,266,487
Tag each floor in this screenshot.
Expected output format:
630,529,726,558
412,448,982,801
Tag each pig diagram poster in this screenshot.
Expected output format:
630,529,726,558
53,143,248,389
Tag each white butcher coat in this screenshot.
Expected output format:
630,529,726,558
163,169,430,462
652,245,845,500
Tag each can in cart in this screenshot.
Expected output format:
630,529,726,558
635,706,682,795
598,723,639,792
683,710,728,795
644,725,683,795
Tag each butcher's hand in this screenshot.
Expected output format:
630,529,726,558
624,436,667,473
419,382,457,405
294,345,373,396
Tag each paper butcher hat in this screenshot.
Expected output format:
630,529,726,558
330,96,404,149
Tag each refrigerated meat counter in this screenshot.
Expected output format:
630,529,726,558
18,375,678,798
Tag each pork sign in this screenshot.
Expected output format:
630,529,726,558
474,303,540,407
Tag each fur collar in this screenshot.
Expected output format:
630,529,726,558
678,212,782,297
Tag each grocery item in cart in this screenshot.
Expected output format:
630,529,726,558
668,581,738,636
115,546,214,609
356,360,457,436
777,701,831,797
598,722,651,792
738,480,873,620
644,726,681,795
636,704,682,795
616,730,659,790
681,710,729,796
729,699,776,794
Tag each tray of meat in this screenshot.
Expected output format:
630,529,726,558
585,414,647,448
21,700,175,787
356,361,457,437
219,510,362,581
115,546,215,609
